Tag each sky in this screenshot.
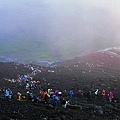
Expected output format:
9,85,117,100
0,0,120,60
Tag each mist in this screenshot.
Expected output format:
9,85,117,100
0,0,120,60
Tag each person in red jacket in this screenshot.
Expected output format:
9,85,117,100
101,89,106,100
40,90,47,101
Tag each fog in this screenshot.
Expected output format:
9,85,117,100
0,0,120,60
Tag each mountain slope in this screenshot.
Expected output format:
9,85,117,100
63,47,120,69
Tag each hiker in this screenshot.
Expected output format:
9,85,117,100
54,89,59,96
17,92,22,101
69,90,74,99
5,89,10,100
25,83,30,91
101,89,106,100
61,98,69,108
33,81,37,88
47,88,52,97
33,95,40,102
78,89,83,98
108,91,114,102
52,94,59,105
8,88,13,100
26,91,33,101
39,90,47,101
94,89,99,99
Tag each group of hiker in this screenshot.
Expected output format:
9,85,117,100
0,85,115,107
0,63,118,110
87,88,114,102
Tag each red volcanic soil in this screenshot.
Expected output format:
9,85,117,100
0,50,120,120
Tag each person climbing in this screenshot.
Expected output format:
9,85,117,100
61,98,69,108
52,94,59,105
54,89,59,96
94,89,99,99
26,91,32,101
47,88,52,97
69,90,74,99
101,89,106,99
5,89,10,100
108,91,114,102
8,88,12,100
39,90,47,101
17,92,22,101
